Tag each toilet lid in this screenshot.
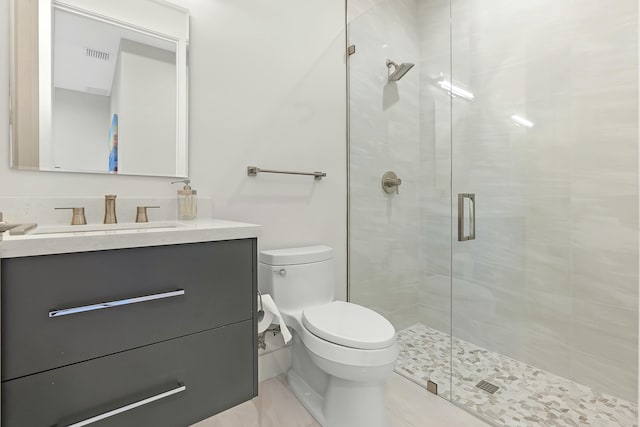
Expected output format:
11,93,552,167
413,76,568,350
302,301,396,350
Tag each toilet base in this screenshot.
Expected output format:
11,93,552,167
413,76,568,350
287,369,326,425
323,375,388,427
287,369,389,427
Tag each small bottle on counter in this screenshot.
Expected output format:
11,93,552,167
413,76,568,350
171,179,197,220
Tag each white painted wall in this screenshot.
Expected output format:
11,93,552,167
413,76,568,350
175,0,347,301
52,87,111,172
1,0,347,375
116,39,176,176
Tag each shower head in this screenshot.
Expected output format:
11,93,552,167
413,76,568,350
386,59,415,82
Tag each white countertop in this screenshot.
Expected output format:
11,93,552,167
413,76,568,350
0,219,261,258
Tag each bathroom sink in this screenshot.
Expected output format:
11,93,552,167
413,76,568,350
30,221,187,235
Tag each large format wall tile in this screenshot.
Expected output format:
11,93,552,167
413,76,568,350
349,0,423,331
571,196,638,254
572,246,638,311
571,349,638,405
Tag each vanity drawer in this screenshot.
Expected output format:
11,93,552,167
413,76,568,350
2,320,256,427
2,239,256,380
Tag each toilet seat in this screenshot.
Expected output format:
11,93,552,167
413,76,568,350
302,301,396,350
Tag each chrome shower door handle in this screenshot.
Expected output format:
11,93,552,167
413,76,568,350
458,193,476,241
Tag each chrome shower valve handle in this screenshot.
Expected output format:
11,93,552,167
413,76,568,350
381,171,402,195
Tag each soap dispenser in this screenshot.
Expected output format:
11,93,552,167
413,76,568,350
171,179,197,220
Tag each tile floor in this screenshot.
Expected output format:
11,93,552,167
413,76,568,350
193,323,640,427
193,372,488,427
396,323,639,427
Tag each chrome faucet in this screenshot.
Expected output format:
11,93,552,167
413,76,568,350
104,195,117,224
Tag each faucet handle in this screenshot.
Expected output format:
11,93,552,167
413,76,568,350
104,195,117,224
55,207,87,225
136,206,160,223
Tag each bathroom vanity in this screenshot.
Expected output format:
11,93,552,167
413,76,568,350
0,220,260,426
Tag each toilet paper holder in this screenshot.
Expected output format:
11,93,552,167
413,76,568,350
256,291,292,349
258,325,282,350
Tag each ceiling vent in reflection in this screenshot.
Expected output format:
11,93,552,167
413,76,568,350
85,48,111,61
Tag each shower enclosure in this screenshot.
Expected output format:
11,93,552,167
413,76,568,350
347,0,639,425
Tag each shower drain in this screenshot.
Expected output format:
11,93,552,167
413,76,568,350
475,380,499,394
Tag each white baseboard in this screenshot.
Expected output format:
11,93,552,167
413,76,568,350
258,345,292,382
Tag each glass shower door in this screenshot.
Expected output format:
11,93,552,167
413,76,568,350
449,1,639,425
347,0,453,400
348,0,638,424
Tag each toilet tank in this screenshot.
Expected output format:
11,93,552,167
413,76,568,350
258,246,335,313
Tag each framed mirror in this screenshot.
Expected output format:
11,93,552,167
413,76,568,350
9,0,189,177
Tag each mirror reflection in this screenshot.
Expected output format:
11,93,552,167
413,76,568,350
53,9,178,175
10,0,189,177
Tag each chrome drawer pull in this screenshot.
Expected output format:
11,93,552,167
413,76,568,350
49,289,185,318
63,383,186,427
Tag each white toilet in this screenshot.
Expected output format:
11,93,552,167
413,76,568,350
259,245,399,427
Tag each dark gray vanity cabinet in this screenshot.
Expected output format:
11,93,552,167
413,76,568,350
0,239,258,427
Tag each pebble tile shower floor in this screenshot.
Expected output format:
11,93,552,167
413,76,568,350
396,323,638,427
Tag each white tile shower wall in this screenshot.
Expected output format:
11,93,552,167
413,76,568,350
348,0,423,330
416,0,638,402
416,0,452,336
0,0,346,376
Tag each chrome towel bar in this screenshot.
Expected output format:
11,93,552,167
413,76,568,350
247,166,326,180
